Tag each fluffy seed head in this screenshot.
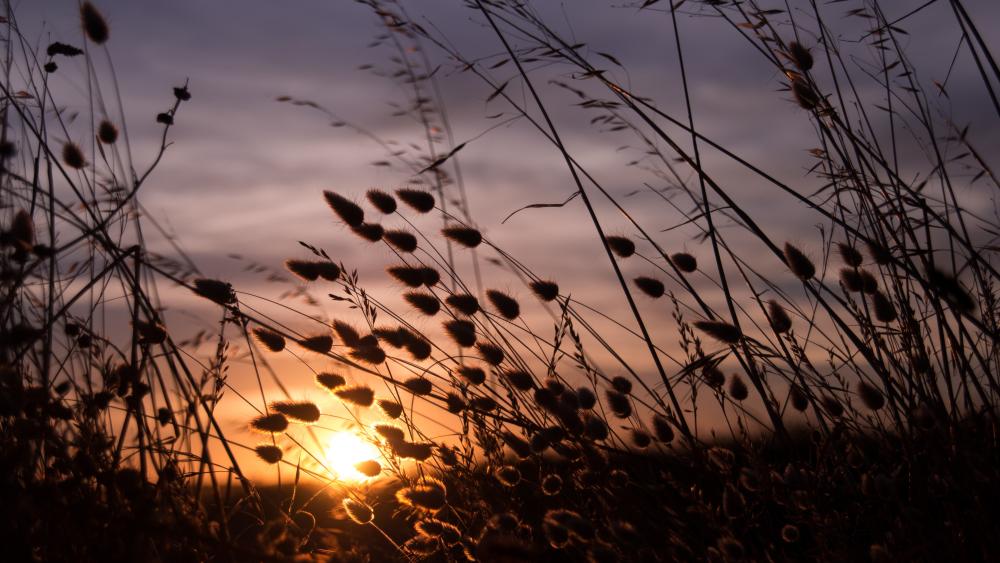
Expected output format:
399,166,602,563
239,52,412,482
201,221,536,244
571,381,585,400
335,385,375,407
610,376,632,394
352,222,384,242
396,478,447,512
457,366,486,385
443,320,476,347
384,229,417,252
80,2,109,44
387,265,425,287
323,190,365,227
446,293,479,315
584,413,609,440
502,431,532,458
405,337,432,360
694,320,742,344
630,429,651,449
62,142,86,169
728,374,749,401
606,389,632,418
350,345,386,365
871,290,897,323
374,424,405,445
250,413,289,433
927,266,975,313
285,259,319,281
860,270,879,294
577,387,597,409
316,372,346,390
298,334,333,354
652,415,674,443
671,252,697,273
367,189,397,214
838,242,864,267
343,498,374,524
8,210,34,249
788,41,813,71
866,240,892,265
442,226,482,248
395,441,434,461
270,401,320,423
470,396,497,412
857,380,885,411
633,276,665,298
487,290,520,320
404,292,440,316
193,278,236,305
396,188,435,213
784,243,815,280
840,268,864,292
529,280,559,301
98,120,118,144
768,300,792,333
255,445,283,464
377,399,404,419
332,320,362,348
501,370,534,391
252,328,285,352
477,342,505,366
606,235,635,258
403,377,433,395
789,386,809,411
792,78,819,110
446,392,467,413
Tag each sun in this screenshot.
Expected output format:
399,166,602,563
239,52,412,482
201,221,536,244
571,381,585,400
323,430,382,482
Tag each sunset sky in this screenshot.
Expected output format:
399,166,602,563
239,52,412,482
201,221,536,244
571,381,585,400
19,0,1000,476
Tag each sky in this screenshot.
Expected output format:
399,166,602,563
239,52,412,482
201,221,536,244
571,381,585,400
15,0,1000,478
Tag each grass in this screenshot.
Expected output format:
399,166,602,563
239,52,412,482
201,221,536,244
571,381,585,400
2,0,1000,561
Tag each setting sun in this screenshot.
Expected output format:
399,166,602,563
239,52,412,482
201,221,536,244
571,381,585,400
323,431,382,482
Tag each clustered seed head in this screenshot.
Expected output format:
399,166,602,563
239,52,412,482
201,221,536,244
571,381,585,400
694,320,742,344
444,319,477,347
270,401,320,423
606,235,635,258
62,142,86,169
377,399,404,419
403,377,433,395
335,385,375,407
285,259,340,282
502,370,534,391
352,222,384,242
487,290,520,320
457,366,486,385
728,374,749,401
477,342,505,366
442,226,482,248
250,413,289,433
396,188,435,213
316,372,346,390
298,334,333,354
838,242,864,267
404,292,440,316
80,2,109,44
367,189,397,214
384,229,417,252
98,120,118,144
857,380,886,411
343,498,374,524
530,280,560,301
768,300,792,334
252,327,285,352
254,445,283,464
446,293,480,315
633,276,665,298
784,243,815,280
788,41,813,71
671,252,697,273
324,190,365,227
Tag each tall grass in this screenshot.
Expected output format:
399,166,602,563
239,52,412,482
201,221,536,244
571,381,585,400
3,0,1000,561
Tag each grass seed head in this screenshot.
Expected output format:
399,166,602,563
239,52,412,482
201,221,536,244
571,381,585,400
254,445,283,464
97,120,118,144
80,2,109,44
446,293,480,315
487,290,520,320
671,252,697,273
366,189,397,214
404,291,440,316
343,498,374,524
396,188,435,213
250,413,289,433
784,242,815,280
62,142,86,169
694,320,742,344
252,328,285,352
384,229,417,252
442,226,482,248
316,372,346,390
633,276,665,298
377,399,404,419
323,190,365,227
335,385,375,407
270,401,320,423
606,235,635,258
444,319,477,347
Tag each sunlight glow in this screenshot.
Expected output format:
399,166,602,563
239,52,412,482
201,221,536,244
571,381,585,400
324,431,381,482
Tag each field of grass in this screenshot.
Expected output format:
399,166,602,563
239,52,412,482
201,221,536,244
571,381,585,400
3,1,1000,561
